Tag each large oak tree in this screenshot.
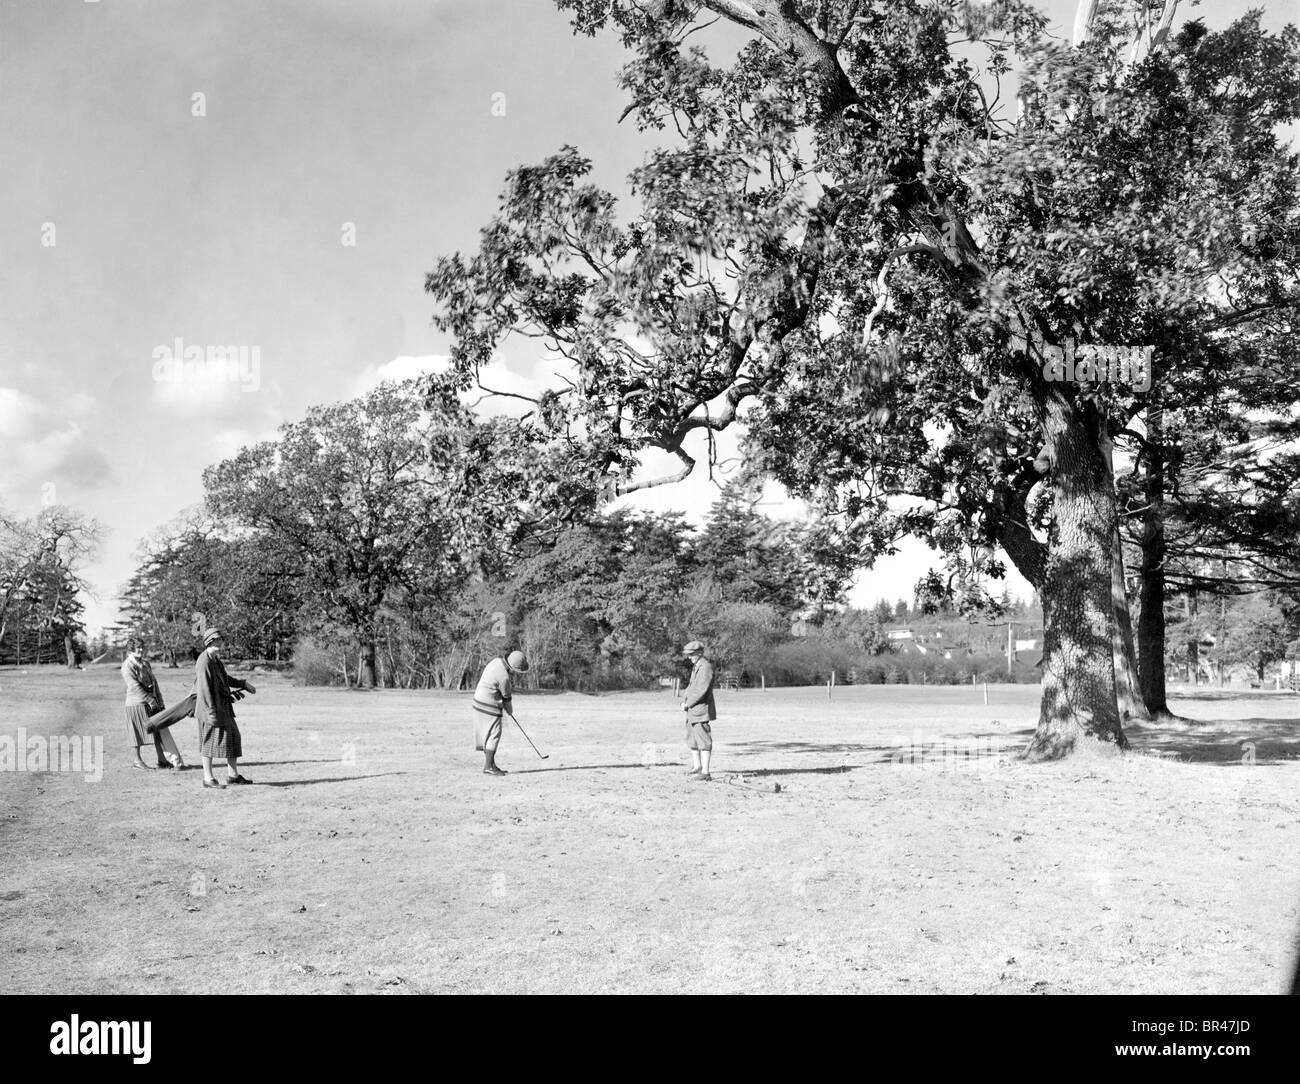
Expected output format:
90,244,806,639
425,0,1300,757
205,380,474,688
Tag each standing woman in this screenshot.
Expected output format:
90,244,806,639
121,635,185,771
473,650,529,776
194,627,256,789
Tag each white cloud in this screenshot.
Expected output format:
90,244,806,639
149,342,265,413
0,387,41,438
465,356,547,418
209,426,280,461
351,353,548,419
0,386,112,505
350,354,448,397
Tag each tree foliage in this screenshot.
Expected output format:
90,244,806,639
0,506,102,666
424,0,1300,757
203,380,474,687
120,510,301,665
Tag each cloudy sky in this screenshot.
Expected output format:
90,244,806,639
0,0,1291,633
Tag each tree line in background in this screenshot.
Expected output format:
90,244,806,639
114,380,891,689
107,377,1300,696
1,395,1291,700
0,507,101,667
6,381,1298,699
105,378,1034,689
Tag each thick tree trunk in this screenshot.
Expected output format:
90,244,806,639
64,633,76,669
1136,400,1171,715
1026,395,1127,759
362,638,379,688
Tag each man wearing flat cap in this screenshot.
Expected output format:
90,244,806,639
194,627,256,790
680,640,717,781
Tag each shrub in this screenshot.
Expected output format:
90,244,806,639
292,636,346,687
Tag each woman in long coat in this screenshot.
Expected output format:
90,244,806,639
194,627,256,789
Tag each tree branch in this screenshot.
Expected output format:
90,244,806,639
617,448,698,494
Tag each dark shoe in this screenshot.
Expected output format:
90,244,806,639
226,775,252,785
202,778,226,789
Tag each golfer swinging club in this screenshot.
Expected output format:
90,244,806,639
681,640,717,781
473,650,529,776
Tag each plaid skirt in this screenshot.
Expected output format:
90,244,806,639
125,703,155,745
200,718,242,759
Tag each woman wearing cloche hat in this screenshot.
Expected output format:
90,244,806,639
194,627,257,790
472,649,529,776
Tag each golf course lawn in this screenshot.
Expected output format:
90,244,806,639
2,666,1298,993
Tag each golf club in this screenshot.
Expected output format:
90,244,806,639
506,711,549,760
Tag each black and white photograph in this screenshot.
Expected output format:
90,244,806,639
2,0,1298,1051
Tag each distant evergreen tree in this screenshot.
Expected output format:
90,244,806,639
693,479,813,615
0,506,99,667
121,514,302,665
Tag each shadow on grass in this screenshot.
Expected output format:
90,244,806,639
516,720,1296,771
861,730,1034,765
730,741,893,756
1126,718,1300,765
237,759,350,767
735,732,1036,761
512,761,863,777
735,765,858,777
512,763,668,774
251,772,408,788
742,721,1299,768
1171,689,1300,703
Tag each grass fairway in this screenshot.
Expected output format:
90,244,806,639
2,666,1298,994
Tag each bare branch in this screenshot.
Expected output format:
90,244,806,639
618,447,697,494
1072,0,1101,46
861,243,950,346
1150,0,1179,54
